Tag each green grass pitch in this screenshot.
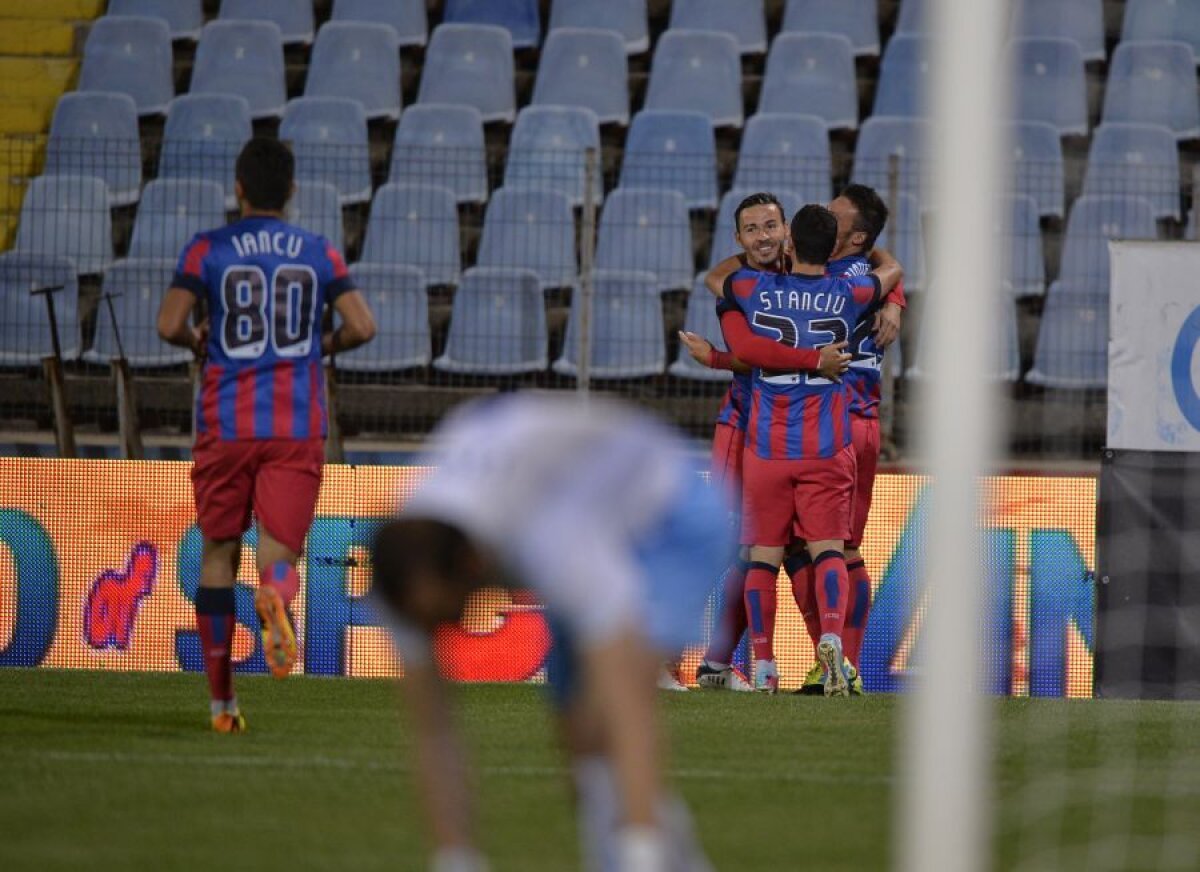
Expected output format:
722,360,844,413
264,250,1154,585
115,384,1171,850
2,670,1199,871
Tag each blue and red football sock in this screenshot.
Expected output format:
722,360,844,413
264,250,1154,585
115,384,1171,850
843,559,872,667
813,550,850,639
743,562,779,663
261,560,299,608
196,585,235,712
703,560,748,666
784,551,822,651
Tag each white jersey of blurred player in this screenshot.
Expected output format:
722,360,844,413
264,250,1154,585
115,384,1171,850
377,394,732,872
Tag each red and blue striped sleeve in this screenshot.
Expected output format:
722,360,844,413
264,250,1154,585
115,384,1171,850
323,241,356,300
172,234,210,296
849,274,882,307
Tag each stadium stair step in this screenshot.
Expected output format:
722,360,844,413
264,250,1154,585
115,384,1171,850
0,0,104,21
0,19,78,56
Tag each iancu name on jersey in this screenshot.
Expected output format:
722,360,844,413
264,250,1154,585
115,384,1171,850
229,228,306,260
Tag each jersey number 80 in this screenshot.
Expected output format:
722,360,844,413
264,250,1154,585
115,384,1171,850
219,265,318,359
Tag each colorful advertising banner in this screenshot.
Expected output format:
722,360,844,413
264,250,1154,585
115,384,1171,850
0,459,1095,696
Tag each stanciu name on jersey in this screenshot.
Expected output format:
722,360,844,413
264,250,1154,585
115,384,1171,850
757,288,848,316
230,229,306,260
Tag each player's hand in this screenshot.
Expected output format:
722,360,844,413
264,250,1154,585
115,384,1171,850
873,302,902,348
677,331,717,369
818,341,851,381
191,320,209,360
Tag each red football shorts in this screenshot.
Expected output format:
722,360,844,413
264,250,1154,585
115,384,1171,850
741,443,857,546
191,434,324,554
848,416,881,550
710,422,745,500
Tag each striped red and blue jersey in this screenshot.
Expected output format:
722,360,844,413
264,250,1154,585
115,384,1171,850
721,269,881,460
715,372,752,431
173,216,356,441
828,254,885,420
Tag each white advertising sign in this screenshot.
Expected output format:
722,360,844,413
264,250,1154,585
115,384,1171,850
1108,241,1200,451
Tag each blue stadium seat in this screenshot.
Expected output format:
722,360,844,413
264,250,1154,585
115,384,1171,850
895,0,927,35
332,0,428,47
504,106,601,207
595,188,693,293
15,176,112,275
1025,286,1108,389
669,274,732,381
359,183,460,286
78,16,174,115
733,114,831,204
1010,121,1065,219
553,269,666,378
305,22,402,121
708,187,803,268
434,267,548,375
532,28,629,126
882,192,927,293
0,254,80,365
782,0,879,57
159,94,251,210
1010,38,1088,136
851,117,929,207
105,0,203,41
760,33,858,131
288,182,344,249
1123,0,1200,60
45,92,142,207
1058,194,1158,288
417,24,516,123
1011,0,1105,63
873,35,933,118
86,259,191,367
444,0,540,50
279,97,373,205
1103,41,1200,140
1082,123,1180,220
389,104,488,204
910,292,1021,382
476,187,578,289
644,30,743,127
669,0,767,55
619,110,718,209
191,21,287,119
548,0,648,54
1000,194,1045,297
219,0,314,44
128,179,226,260
336,264,431,372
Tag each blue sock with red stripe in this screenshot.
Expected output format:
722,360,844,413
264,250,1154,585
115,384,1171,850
743,562,779,663
261,560,299,608
843,559,872,667
784,551,822,651
813,551,849,639
703,560,748,666
196,586,235,709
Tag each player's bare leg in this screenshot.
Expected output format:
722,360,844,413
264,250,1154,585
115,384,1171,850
255,526,300,679
807,539,852,697
198,537,246,732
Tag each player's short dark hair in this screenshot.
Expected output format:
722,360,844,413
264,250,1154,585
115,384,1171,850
837,184,889,253
734,192,786,232
790,204,839,265
235,137,295,211
371,518,477,614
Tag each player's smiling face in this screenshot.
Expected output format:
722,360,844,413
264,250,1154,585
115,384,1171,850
735,204,789,270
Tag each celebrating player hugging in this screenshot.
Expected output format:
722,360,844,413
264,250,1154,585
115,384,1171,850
680,187,905,696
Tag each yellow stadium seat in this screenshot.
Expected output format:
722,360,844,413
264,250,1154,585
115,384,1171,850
0,99,57,135
0,20,77,56
0,59,77,99
0,0,104,20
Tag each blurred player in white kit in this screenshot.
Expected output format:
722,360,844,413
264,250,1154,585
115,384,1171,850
371,393,733,872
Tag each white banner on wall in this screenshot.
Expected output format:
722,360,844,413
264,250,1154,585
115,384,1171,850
1108,241,1200,452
